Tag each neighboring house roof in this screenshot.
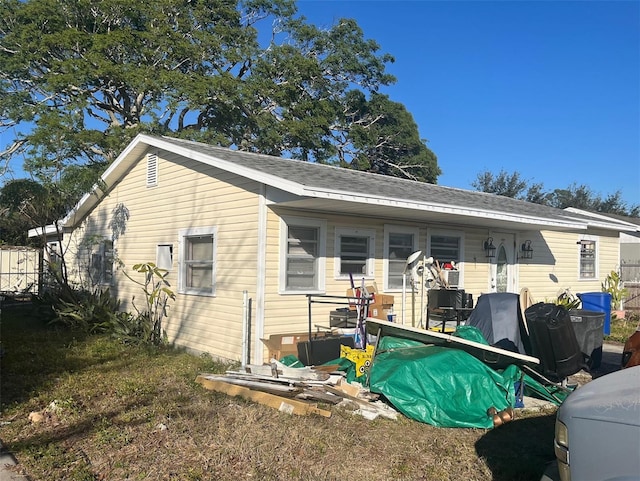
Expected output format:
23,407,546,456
60,134,632,233
564,208,640,232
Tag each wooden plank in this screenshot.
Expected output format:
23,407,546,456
195,375,332,418
199,374,301,396
366,317,540,369
323,385,376,408
225,371,305,386
238,363,330,381
296,388,343,404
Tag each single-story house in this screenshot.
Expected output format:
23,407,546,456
34,134,635,363
564,209,640,273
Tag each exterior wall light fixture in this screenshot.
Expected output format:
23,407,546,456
520,240,533,259
484,237,496,258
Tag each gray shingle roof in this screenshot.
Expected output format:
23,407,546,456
158,136,577,223
62,134,630,232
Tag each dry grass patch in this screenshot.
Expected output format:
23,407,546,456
1,304,557,481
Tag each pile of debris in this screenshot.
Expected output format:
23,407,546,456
195,360,398,420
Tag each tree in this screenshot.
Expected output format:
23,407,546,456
0,0,439,191
471,169,545,202
472,170,529,198
0,179,48,245
472,170,640,217
347,92,440,182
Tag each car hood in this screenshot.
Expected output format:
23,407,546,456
558,366,640,426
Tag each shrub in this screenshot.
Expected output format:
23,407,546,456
51,288,121,333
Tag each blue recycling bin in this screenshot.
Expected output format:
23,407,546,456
578,292,612,335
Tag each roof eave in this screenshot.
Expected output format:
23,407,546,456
563,208,639,232
298,187,587,230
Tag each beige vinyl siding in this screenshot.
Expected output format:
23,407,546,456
260,210,495,353
519,229,620,302
260,219,623,361
62,145,625,363
262,209,405,340
67,148,262,361
459,231,492,298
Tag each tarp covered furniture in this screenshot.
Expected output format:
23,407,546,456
466,293,530,355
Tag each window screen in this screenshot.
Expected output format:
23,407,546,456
387,232,414,289
339,235,369,275
579,240,596,279
430,235,460,265
286,225,319,290
184,235,214,292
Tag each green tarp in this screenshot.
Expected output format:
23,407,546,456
281,326,572,428
369,335,520,428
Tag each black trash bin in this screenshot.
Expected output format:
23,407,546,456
568,309,605,370
524,302,586,382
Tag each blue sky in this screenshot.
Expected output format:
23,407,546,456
2,1,638,209
297,0,640,208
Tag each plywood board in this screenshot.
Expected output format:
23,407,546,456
365,318,540,369
195,375,331,418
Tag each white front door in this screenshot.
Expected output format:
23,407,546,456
489,233,517,293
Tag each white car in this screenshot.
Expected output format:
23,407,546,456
542,366,640,481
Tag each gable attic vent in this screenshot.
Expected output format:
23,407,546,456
146,153,158,187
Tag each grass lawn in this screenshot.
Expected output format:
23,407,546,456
1,304,634,481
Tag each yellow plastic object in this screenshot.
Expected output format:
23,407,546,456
340,344,375,375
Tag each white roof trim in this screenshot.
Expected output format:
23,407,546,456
294,186,586,229
28,223,65,238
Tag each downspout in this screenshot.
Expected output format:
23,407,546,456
254,184,268,362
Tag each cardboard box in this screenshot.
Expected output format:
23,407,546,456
261,332,327,361
346,286,377,310
368,302,394,320
373,293,394,305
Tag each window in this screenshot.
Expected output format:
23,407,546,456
384,225,419,290
46,242,61,265
429,233,461,266
90,239,114,285
146,153,158,187
428,231,463,287
179,227,216,295
280,217,326,293
335,228,375,279
578,239,596,279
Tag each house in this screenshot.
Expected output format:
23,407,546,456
563,209,640,313
38,134,634,363
564,209,640,279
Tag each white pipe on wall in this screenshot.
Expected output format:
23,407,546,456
242,290,249,367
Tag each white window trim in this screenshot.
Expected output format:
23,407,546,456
334,227,376,280
279,216,326,294
577,234,599,281
426,229,465,286
178,226,217,296
383,224,420,292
